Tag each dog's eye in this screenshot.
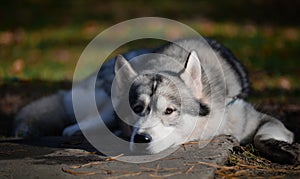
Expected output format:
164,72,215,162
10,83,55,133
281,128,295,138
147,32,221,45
165,108,175,115
133,105,144,113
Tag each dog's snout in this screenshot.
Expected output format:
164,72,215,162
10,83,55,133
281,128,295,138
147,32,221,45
134,133,152,143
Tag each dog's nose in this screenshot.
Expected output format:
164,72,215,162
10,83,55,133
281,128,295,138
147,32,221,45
134,133,152,143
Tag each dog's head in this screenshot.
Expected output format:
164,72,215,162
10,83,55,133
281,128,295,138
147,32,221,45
113,51,210,154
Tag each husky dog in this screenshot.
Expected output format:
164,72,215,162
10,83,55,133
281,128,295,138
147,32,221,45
14,38,300,164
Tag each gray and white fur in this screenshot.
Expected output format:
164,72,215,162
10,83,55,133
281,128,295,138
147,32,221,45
14,38,300,164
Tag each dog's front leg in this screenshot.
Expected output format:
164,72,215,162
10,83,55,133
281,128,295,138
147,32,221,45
63,104,116,137
62,115,101,136
254,114,300,164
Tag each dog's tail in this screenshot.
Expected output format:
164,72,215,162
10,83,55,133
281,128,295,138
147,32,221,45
13,91,69,137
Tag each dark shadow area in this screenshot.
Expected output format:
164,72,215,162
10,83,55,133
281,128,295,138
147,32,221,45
0,79,71,137
0,136,108,166
33,154,104,165
1,0,299,31
0,136,102,162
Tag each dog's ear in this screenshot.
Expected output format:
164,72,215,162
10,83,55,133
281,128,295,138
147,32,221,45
114,55,137,88
180,50,203,99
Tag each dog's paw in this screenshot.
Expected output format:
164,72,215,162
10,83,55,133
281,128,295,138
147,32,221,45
13,109,41,138
280,142,300,165
62,124,82,136
13,122,41,138
258,139,300,165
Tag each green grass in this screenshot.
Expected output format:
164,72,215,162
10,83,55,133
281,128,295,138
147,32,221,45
0,25,97,80
1,22,299,90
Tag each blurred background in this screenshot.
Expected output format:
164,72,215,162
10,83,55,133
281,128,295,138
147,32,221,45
0,0,300,137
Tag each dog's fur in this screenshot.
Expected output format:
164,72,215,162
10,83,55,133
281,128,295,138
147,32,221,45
14,38,300,164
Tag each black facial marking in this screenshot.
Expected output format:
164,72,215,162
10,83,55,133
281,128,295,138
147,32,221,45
150,74,163,97
146,106,151,115
129,83,140,107
198,101,210,116
129,74,164,115
184,51,193,68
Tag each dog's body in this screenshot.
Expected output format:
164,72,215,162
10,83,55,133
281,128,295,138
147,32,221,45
14,38,300,164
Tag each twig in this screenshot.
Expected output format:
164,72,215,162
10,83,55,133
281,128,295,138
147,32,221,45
154,164,160,176
149,171,182,178
70,161,102,169
61,168,98,176
183,141,199,145
70,154,124,169
139,166,178,172
106,172,142,179
190,161,236,170
183,165,195,174
105,154,124,161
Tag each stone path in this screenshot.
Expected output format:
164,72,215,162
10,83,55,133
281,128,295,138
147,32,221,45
0,135,238,179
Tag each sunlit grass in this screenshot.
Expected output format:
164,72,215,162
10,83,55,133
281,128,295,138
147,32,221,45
0,24,104,80
1,20,299,91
